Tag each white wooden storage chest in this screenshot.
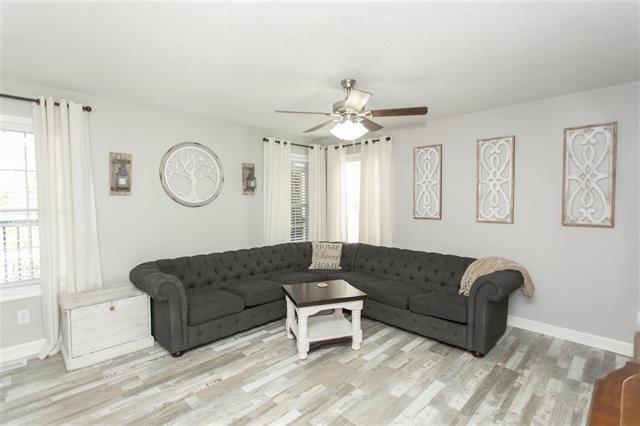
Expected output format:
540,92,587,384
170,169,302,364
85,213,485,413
59,282,154,370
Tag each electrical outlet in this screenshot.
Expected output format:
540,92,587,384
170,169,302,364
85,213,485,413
17,310,30,325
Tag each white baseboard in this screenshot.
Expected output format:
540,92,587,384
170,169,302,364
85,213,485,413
0,338,45,367
507,315,633,357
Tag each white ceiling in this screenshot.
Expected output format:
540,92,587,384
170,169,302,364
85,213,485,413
2,2,638,138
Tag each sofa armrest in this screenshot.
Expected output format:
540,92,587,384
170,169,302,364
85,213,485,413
469,270,523,302
466,270,523,355
130,262,187,304
130,262,189,353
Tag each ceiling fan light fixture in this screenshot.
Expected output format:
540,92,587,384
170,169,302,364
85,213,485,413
329,119,368,141
275,79,428,136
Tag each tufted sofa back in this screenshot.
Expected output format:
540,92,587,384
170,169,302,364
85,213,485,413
354,244,475,294
335,242,362,271
154,242,458,292
156,242,312,290
152,242,365,291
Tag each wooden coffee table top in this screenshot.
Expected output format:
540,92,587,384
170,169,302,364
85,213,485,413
282,279,367,308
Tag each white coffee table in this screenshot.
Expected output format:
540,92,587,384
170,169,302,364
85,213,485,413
282,279,367,360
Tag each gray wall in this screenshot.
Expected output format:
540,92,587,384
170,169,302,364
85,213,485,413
391,82,639,343
0,296,43,348
0,79,307,350
1,79,637,351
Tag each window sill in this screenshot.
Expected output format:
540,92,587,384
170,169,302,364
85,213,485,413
0,281,42,302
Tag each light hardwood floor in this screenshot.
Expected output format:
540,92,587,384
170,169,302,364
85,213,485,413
0,318,628,425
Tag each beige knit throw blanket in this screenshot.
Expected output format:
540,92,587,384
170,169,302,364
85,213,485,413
459,256,534,297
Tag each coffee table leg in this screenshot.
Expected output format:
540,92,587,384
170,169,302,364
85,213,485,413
285,298,294,339
352,309,362,350
297,314,309,359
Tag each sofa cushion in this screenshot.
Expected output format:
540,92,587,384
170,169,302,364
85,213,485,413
409,292,468,324
335,271,385,285
355,280,425,310
186,287,245,326
268,270,329,284
221,278,284,307
306,269,344,279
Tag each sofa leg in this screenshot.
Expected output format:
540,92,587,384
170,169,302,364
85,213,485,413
171,351,185,358
470,351,484,358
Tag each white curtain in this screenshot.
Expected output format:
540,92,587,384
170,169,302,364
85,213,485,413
308,145,326,241
33,97,103,358
263,137,291,244
326,144,348,241
359,137,393,246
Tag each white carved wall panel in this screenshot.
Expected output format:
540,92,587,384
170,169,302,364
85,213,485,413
562,122,617,227
476,136,515,223
414,145,442,219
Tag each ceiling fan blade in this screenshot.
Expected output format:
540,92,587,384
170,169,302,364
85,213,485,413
360,118,383,132
275,110,332,115
370,107,428,117
303,120,336,133
345,89,372,111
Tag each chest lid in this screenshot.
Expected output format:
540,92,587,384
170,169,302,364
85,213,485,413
59,282,145,310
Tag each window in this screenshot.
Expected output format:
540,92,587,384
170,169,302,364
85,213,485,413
345,153,360,243
290,154,309,242
0,116,40,292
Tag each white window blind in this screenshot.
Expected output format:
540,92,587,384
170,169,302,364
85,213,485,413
290,156,310,242
0,122,40,286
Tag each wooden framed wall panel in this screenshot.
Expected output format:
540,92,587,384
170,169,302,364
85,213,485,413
561,122,617,228
476,136,515,224
413,144,442,220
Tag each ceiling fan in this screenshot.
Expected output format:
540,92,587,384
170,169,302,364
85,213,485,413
275,78,428,140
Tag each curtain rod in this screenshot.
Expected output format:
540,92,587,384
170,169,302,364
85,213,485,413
334,136,391,149
0,93,93,112
262,136,391,150
262,138,313,149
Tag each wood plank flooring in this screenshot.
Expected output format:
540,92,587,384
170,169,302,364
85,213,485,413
0,318,628,425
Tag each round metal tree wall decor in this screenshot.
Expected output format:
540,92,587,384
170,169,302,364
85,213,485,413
160,142,224,207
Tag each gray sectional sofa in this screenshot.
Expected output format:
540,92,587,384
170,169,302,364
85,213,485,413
130,242,523,357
